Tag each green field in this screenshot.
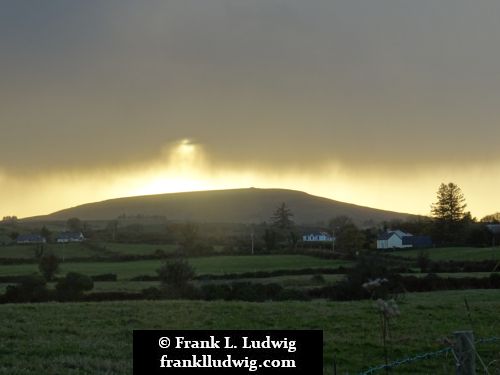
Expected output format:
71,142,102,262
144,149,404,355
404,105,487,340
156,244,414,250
0,243,97,259
392,246,500,261
98,242,178,256
0,242,178,259
0,255,350,279
0,289,499,374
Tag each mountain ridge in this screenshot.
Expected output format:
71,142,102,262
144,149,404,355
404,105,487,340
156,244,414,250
26,188,417,225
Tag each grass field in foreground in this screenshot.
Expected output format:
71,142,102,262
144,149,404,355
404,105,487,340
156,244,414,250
0,255,350,279
0,290,499,375
392,246,500,261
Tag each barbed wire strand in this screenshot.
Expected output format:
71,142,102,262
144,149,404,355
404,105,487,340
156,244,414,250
358,336,500,375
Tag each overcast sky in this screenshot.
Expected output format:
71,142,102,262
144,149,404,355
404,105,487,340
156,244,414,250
1,0,500,218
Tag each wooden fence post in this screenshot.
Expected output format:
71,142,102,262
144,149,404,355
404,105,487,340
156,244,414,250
454,330,476,375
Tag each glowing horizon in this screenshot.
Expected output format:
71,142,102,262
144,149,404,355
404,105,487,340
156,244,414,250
2,139,498,220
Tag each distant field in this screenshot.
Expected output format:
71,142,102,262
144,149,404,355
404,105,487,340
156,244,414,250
0,243,97,259
99,242,177,256
0,255,350,279
392,246,500,261
0,242,178,259
0,290,499,374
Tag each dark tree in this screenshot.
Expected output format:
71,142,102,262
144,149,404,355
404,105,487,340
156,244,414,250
157,258,195,287
329,216,364,257
40,226,52,242
38,254,60,281
66,217,82,232
4,274,49,303
431,182,467,222
263,228,277,251
271,202,294,230
481,212,500,223
431,182,468,244
336,224,364,257
270,203,299,249
178,222,199,254
55,272,93,301
106,220,118,241
416,250,431,273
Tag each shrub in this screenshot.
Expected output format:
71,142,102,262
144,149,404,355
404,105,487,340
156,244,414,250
91,273,117,281
3,274,50,303
38,254,60,281
56,272,94,301
310,274,325,284
160,284,200,299
142,287,163,300
157,258,195,287
416,250,430,273
199,282,291,302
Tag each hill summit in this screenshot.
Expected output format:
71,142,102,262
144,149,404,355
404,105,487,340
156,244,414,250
34,188,414,225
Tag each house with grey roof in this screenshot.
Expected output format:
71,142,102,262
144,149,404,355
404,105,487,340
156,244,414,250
56,232,85,243
16,234,46,244
377,230,432,250
302,231,334,243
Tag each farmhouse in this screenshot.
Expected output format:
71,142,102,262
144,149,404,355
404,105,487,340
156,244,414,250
56,232,85,243
377,230,432,250
377,230,412,249
302,231,334,243
16,234,46,244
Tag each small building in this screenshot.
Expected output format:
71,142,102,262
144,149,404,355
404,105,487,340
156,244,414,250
402,235,433,248
16,234,46,244
377,230,432,250
56,232,85,243
377,230,412,249
303,231,334,242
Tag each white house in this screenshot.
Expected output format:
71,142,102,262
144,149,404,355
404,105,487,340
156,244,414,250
56,232,85,243
302,231,334,242
376,230,412,250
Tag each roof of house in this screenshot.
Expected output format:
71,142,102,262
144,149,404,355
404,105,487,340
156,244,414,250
377,230,413,241
56,231,84,240
377,232,397,241
390,229,412,237
304,231,331,236
17,234,45,242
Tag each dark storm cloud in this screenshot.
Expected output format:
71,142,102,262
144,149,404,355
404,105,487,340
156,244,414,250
1,0,500,174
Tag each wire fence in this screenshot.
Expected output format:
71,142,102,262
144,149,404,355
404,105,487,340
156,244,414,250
359,336,500,375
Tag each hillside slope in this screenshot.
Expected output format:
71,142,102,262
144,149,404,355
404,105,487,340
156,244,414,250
31,188,415,225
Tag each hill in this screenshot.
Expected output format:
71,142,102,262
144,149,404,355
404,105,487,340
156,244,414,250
29,188,415,225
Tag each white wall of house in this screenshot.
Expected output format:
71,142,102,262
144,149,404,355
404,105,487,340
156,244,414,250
377,233,412,249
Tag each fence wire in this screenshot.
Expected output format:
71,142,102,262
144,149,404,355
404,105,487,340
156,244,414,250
358,336,500,375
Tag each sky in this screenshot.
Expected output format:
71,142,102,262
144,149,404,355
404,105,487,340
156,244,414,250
1,0,500,219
